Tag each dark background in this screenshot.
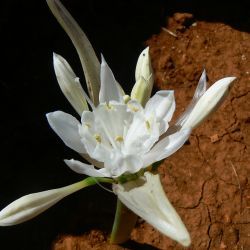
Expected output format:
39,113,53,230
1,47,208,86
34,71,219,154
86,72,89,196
0,0,249,249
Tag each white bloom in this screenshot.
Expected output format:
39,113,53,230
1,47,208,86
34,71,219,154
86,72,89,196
47,55,190,178
114,172,191,247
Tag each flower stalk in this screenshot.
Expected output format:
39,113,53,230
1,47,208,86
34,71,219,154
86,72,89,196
110,199,138,244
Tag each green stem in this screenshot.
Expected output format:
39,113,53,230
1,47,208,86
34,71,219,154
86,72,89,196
110,198,138,244
73,176,114,194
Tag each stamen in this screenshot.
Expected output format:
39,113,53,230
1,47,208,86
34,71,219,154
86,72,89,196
115,136,124,142
84,123,91,128
94,134,102,143
145,120,151,130
106,103,114,110
127,103,139,112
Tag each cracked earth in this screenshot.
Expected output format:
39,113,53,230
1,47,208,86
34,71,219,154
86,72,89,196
53,13,250,250
131,13,250,250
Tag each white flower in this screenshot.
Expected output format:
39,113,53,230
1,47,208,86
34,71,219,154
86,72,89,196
114,172,191,247
48,53,235,179
47,53,191,178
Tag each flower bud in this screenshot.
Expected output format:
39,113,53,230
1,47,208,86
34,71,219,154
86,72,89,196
131,47,154,105
53,53,89,115
182,77,236,129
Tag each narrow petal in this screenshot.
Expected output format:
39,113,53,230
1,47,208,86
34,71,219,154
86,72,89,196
46,111,86,153
46,0,100,105
0,180,89,226
53,53,89,115
182,77,236,129
175,69,207,126
143,129,191,167
130,76,153,106
135,47,153,83
145,91,175,134
64,159,111,177
132,47,154,105
114,172,191,247
99,56,123,103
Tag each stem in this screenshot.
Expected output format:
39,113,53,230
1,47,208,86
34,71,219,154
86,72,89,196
110,198,138,244
72,176,114,194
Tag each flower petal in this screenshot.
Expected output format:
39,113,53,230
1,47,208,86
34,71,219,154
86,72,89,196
182,77,236,129
131,47,154,105
46,111,86,153
135,47,153,83
143,128,191,167
53,53,89,115
175,69,207,126
64,159,111,177
131,76,153,106
105,151,143,177
46,0,100,105
124,111,155,155
0,180,88,226
99,55,124,103
114,172,191,247
145,90,175,134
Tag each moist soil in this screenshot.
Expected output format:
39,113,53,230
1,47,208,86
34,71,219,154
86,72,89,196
52,12,250,250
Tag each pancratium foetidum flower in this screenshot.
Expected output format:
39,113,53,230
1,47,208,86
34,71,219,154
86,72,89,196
0,0,236,247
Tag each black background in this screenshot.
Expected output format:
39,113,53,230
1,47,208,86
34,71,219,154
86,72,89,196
0,0,249,249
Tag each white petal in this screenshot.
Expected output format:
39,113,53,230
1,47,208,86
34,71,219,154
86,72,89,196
145,91,175,134
46,111,86,153
99,55,123,103
194,69,207,99
176,69,207,126
131,75,154,106
143,129,191,167
124,112,153,155
53,53,89,115
93,103,132,149
0,180,86,226
105,151,143,177
131,47,154,106
114,172,191,247
135,47,153,83
64,159,111,177
46,0,100,105
79,117,111,163
182,77,236,129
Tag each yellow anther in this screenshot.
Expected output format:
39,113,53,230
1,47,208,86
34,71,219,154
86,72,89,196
84,123,91,128
94,134,102,143
106,103,113,110
145,120,150,130
115,136,124,142
127,104,139,112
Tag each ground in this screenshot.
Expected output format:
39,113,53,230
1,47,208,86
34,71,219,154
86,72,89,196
52,12,250,250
